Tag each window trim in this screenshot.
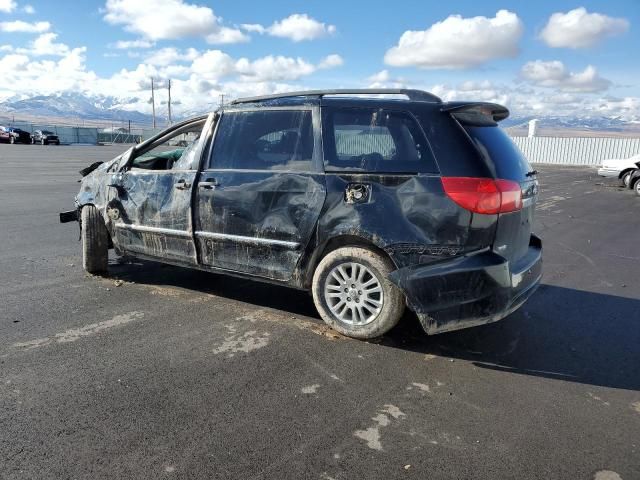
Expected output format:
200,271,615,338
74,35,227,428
122,115,214,173
205,106,323,173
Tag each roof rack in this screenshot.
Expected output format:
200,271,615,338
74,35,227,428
230,89,442,105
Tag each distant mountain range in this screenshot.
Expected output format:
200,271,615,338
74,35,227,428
0,93,638,134
0,93,156,125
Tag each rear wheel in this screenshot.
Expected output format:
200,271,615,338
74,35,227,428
312,247,404,339
81,205,109,274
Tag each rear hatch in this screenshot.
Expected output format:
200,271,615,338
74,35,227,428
463,124,537,264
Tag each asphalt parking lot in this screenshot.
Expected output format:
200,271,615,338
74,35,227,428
1,144,639,480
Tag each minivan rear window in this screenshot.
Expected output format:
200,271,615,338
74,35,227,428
322,107,437,173
464,126,532,182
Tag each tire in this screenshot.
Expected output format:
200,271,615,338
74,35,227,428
621,171,632,188
9,136,14,144
635,179,640,197
312,247,405,339
30,137,34,144
81,205,109,274
41,138,45,145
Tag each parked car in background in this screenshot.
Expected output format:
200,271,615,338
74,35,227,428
7,127,32,144
0,126,10,143
598,153,640,187
626,161,640,196
60,89,542,340
31,130,60,145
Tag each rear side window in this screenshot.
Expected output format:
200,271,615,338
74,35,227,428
465,126,532,181
210,110,314,171
322,107,437,173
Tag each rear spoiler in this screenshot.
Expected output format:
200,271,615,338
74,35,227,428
441,102,509,126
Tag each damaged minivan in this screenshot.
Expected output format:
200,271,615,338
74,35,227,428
61,89,542,339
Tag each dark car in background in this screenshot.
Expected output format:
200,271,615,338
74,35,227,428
0,126,30,143
626,161,640,196
31,130,60,145
61,89,542,340
7,127,32,144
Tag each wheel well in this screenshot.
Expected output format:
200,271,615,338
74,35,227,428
302,235,395,289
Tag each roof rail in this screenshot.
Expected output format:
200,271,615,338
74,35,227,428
230,89,442,105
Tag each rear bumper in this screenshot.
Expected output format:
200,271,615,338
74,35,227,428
597,167,620,178
389,235,542,335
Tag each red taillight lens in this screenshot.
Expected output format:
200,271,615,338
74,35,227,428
441,177,522,214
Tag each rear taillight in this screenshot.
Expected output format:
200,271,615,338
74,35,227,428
441,177,522,214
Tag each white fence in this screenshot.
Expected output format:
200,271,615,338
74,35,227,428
512,136,640,166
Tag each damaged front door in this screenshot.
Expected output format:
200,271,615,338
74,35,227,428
194,107,326,281
110,115,214,264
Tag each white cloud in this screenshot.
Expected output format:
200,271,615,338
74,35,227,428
205,26,249,45
0,21,50,33
23,4,35,14
540,8,629,49
0,0,16,13
113,39,155,49
384,10,523,69
17,33,72,57
318,54,343,69
103,0,248,43
240,23,265,34
235,55,316,81
145,47,198,66
520,60,611,92
242,14,336,42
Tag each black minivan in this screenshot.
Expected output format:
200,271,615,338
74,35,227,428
61,89,542,339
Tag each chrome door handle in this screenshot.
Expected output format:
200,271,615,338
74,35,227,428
174,180,191,190
198,179,218,190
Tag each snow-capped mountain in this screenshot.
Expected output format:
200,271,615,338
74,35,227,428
0,93,155,124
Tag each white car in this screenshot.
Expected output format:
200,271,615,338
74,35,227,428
598,153,640,187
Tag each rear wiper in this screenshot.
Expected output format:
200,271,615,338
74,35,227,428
526,170,538,177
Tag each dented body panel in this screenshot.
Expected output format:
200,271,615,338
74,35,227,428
67,93,542,335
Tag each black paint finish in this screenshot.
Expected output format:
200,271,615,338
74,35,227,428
68,94,542,335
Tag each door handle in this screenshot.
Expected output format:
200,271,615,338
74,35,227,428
174,179,191,190
198,178,218,190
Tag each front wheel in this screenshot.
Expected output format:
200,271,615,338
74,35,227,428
9,136,14,144
312,247,405,339
41,138,45,145
81,206,109,274
621,171,632,188
635,179,640,196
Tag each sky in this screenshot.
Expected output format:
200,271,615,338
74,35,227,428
0,0,638,121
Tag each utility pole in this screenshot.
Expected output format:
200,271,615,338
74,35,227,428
151,77,156,129
167,79,172,125
219,93,225,108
